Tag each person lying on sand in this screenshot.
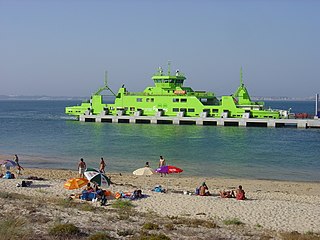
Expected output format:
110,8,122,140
219,190,235,198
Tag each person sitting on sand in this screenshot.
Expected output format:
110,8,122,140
199,182,210,196
93,184,100,192
236,185,246,200
145,161,150,167
219,190,235,198
85,183,94,193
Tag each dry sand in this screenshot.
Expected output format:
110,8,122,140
1,167,319,235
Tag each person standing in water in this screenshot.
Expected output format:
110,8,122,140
78,158,86,178
159,155,166,177
99,157,106,173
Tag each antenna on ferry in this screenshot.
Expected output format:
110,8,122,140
104,71,108,86
240,67,244,86
168,60,171,75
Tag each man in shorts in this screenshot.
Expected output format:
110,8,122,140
78,158,86,178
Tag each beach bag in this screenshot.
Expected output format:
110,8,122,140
4,171,11,179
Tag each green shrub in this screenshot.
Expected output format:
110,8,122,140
89,231,113,240
111,199,134,209
56,198,78,208
164,223,175,230
281,231,320,240
171,217,216,228
0,217,28,240
117,228,134,236
0,192,29,200
80,203,96,212
139,232,171,240
142,222,159,230
223,218,244,226
48,223,80,236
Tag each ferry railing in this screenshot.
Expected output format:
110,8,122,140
123,92,215,97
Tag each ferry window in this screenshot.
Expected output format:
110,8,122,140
173,98,179,102
173,108,179,112
136,98,143,102
180,108,187,112
146,98,150,102
130,107,135,111
151,98,154,102
188,108,195,112
181,99,187,102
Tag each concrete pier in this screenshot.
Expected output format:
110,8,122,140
78,114,320,129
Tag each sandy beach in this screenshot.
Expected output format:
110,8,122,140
1,161,320,239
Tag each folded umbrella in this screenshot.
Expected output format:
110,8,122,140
155,165,183,174
133,167,154,176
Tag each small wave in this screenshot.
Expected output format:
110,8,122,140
60,116,77,120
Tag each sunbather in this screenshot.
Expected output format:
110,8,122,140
236,185,246,200
219,190,235,198
199,182,210,196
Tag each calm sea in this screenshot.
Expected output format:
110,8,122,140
0,100,319,182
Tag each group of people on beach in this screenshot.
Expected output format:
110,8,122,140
196,182,246,200
77,157,106,178
1,154,24,179
76,155,246,201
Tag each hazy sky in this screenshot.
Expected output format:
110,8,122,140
1,0,319,97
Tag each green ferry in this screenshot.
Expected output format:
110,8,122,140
65,64,288,119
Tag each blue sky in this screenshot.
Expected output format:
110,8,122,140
1,0,319,97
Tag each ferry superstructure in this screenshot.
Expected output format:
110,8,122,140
65,64,288,119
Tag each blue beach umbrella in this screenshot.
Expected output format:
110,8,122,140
1,159,17,169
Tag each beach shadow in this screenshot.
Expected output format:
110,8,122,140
29,184,51,188
131,194,150,201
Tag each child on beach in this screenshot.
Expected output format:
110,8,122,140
236,185,246,200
